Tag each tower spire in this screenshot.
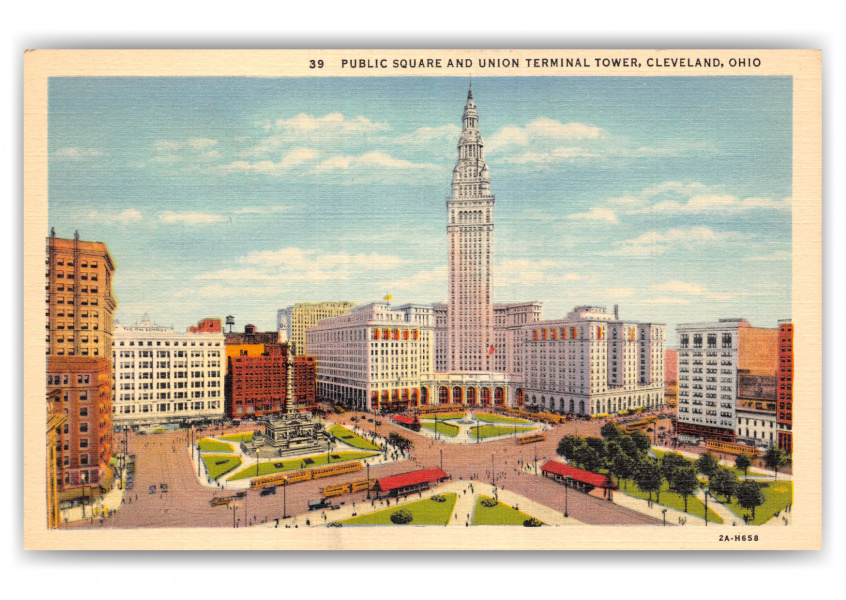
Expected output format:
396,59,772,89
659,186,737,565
468,78,473,100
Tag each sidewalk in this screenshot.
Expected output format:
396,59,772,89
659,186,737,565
59,468,126,525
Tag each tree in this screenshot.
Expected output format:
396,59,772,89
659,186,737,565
557,435,585,461
764,446,788,480
634,458,663,503
736,480,765,521
631,431,652,452
695,451,720,479
660,452,688,484
708,467,738,503
585,437,607,461
390,509,413,524
573,445,603,473
605,441,623,466
618,435,639,460
735,453,753,479
611,453,634,489
669,466,699,513
600,421,622,440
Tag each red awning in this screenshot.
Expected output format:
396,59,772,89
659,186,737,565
371,468,448,492
541,460,616,489
391,415,417,426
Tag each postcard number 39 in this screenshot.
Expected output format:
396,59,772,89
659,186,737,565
309,60,324,69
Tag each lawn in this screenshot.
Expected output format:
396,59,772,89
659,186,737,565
228,451,378,481
329,425,381,451
420,412,466,421
614,477,724,524
339,493,458,525
474,413,531,425
202,454,242,479
472,495,543,526
219,433,254,442
471,425,535,440
723,481,793,525
420,421,460,437
197,438,234,453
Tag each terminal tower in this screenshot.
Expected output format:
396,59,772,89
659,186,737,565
447,85,495,372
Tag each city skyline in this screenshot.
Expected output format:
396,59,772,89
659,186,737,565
48,76,792,342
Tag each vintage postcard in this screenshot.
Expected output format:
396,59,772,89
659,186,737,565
23,49,821,550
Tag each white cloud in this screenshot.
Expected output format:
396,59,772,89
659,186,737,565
567,207,619,223
614,226,733,255
54,147,103,159
498,147,600,166
246,113,391,157
238,247,409,271
313,151,437,173
395,124,461,145
497,259,582,285
377,265,448,293
609,181,791,214
158,211,226,225
87,208,143,224
650,280,736,301
602,287,635,298
487,118,604,152
188,138,218,149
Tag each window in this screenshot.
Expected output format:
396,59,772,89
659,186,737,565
680,334,689,348
79,423,88,433
722,333,732,348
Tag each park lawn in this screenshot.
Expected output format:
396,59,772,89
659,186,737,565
420,412,466,421
197,438,234,453
420,421,460,437
219,433,254,442
228,451,378,481
474,413,531,425
472,495,543,526
723,481,793,525
615,477,724,524
340,493,458,526
329,425,381,451
471,425,535,440
203,454,242,479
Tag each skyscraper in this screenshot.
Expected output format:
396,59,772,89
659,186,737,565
447,85,495,372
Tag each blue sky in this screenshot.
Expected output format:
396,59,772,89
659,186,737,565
48,76,792,344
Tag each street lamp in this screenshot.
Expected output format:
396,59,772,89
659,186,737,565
564,479,569,518
282,480,288,519
440,448,443,472
662,508,667,526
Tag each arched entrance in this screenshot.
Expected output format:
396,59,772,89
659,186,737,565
417,388,426,406
466,387,477,406
481,388,491,406
439,386,449,405
569,399,575,414
515,388,526,407
579,400,585,415
401,388,410,408
452,386,464,405
494,387,505,406
381,390,389,410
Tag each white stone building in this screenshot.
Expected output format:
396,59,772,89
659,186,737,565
112,315,225,427
306,302,435,411
519,306,665,415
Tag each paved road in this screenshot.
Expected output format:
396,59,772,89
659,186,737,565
69,411,664,528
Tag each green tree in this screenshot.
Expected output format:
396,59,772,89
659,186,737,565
631,431,652,452
573,445,603,473
605,441,623,466
708,467,738,503
735,453,753,479
600,421,622,440
585,437,607,461
634,459,663,503
618,435,639,460
611,452,634,489
390,509,413,524
669,466,699,513
764,446,788,481
660,452,688,484
695,451,720,479
736,480,765,521
556,435,585,461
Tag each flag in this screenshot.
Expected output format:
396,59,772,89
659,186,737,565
488,346,496,355
384,294,392,301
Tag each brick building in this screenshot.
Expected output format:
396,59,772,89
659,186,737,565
226,344,288,419
777,320,794,452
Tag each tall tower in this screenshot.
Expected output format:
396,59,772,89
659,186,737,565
447,85,495,372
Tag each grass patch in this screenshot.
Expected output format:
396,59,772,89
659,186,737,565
228,451,378,481
723,481,793,525
471,425,535,440
472,495,542,526
202,454,242,479
614,476,724,524
197,438,234,453
474,413,531,425
340,493,457,525
329,425,381,451
219,433,254,442
420,421,460,437
420,412,466,421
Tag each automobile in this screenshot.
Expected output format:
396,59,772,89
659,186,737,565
149,485,157,494
260,486,277,497
367,418,374,423
235,491,247,499
125,481,134,491
308,498,331,511
160,483,168,493
374,420,382,426
210,497,231,507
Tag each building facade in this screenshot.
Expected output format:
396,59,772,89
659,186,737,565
277,301,355,356
46,232,118,498
676,319,778,445
447,86,495,372
519,306,665,415
777,320,794,452
225,343,288,419
112,315,225,427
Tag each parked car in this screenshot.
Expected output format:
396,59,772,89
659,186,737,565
160,483,168,493
149,485,156,494
260,486,277,497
